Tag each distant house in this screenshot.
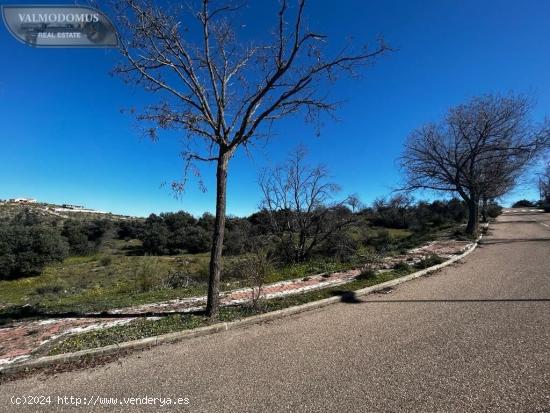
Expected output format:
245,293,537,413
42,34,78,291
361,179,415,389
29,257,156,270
61,204,84,210
9,198,37,204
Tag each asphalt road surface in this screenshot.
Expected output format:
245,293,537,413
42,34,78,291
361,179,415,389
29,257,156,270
1,210,549,413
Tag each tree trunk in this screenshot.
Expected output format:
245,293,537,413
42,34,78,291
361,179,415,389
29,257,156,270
465,199,480,236
206,150,230,319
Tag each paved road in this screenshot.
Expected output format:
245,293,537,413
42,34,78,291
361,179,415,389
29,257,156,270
2,211,549,413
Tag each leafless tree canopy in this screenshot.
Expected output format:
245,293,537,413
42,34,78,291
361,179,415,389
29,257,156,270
259,146,355,262
114,0,388,170
400,94,549,234
113,0,388,318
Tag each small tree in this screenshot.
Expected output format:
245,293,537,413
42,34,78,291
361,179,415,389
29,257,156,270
356,249,382,280
400,94,549,235
259,145,355,262
114,0,388,318
235,251,272,311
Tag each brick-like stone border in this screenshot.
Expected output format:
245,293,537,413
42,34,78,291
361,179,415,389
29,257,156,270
0,237,481,377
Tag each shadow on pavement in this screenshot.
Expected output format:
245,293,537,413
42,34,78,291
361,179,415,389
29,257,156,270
337,297,550,304
331,290,363,304
491,220,546,224
479,237,550,245
330,287,550,305
502,211,545,216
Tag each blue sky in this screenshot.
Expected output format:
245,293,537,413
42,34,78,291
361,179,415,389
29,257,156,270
1,0,549,217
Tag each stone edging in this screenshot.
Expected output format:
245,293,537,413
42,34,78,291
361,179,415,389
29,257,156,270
0,237,481,377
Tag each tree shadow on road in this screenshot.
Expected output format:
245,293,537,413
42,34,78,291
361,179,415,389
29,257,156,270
478,237,550,245
501,211,545,216
331,295,550,304
491,220,545,224
363,298,550,303
330,290,363,303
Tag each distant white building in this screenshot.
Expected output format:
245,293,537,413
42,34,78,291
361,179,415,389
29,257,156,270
9,198,37,204
61,204,84,210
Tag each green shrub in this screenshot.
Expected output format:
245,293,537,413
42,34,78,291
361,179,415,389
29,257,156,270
511,199,535,208
392,261,411,273
414,255,444,269
163,270,194,289
139,212,212,255
182,226,211,254
116,219,144,240
0,223,69,280
99,256,112,266
367,197,467,231
356,268,376,280
367,229,392,252
61,219,112,255
486,203,503,218
134,261,162,292
318,230,360,263
35,284,65,296
141,222,170,255
136,272,155,292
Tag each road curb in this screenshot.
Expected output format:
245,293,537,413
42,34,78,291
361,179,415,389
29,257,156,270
0,237,481,376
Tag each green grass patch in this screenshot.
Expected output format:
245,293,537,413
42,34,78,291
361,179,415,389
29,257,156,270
384,228,413,239
265,260,355,284
0,249,358,315
0,251,210,314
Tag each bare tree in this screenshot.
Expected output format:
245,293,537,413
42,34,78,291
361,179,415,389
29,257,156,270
346,193,363,213
113,0,388,318
259,145,355,262
400,94,549,235
235,251,272,311
478,155,520,221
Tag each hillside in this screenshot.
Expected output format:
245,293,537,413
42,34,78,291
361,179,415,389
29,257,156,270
0,200,137,222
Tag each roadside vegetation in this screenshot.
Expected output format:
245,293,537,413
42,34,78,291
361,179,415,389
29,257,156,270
0,195,471,317
47,265,421,355
48,253,450,355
